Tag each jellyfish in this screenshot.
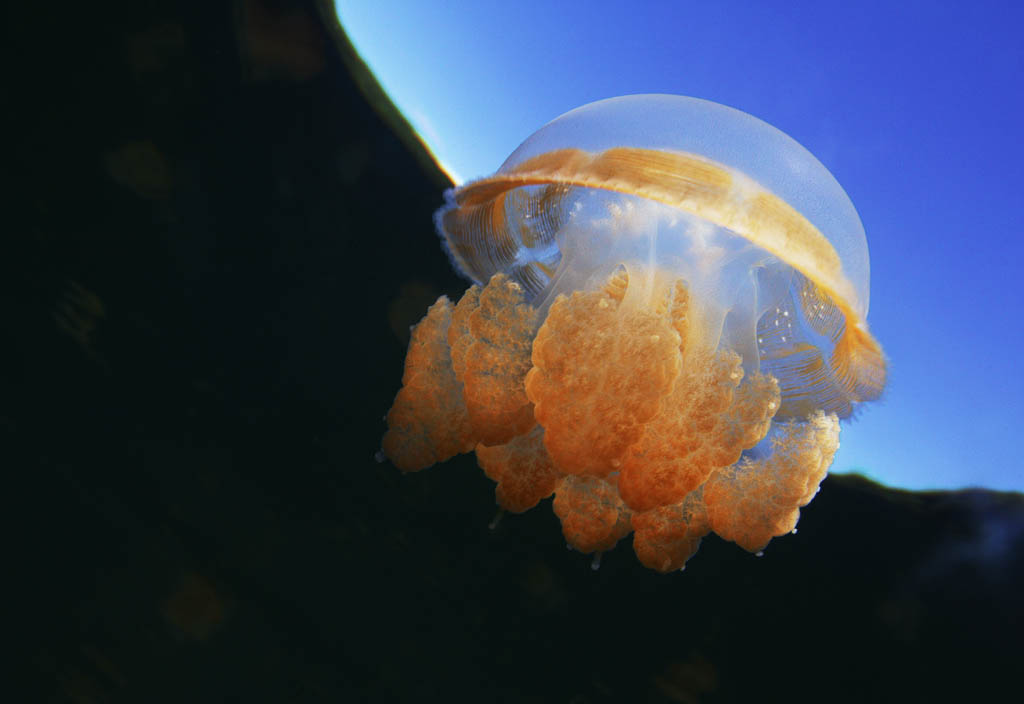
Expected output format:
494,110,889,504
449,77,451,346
381,95,885,572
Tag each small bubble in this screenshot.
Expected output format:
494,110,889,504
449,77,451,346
791,528,798,534
591,552,603,571
755,551,764,557
489,509,505,531
373,451,385,463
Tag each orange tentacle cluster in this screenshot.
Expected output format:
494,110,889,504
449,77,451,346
384,270,840,571
525,269,683,477
381,297,474,471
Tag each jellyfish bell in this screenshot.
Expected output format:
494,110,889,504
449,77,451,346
383,94,885,572
439,94,882,417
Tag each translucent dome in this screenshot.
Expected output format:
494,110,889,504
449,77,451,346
498,94,870,316
435,94,884,419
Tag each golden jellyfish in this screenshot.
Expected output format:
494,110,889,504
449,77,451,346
381,95,885,572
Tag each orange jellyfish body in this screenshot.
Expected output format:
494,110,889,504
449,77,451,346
381,95,885,572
